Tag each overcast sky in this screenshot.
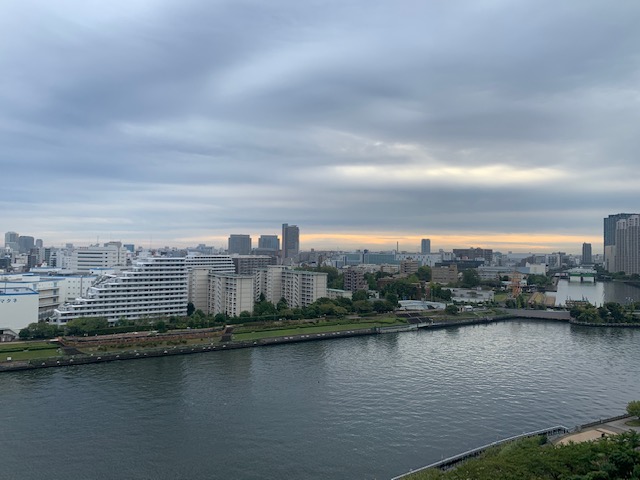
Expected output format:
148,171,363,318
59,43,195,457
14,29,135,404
1,1,638,253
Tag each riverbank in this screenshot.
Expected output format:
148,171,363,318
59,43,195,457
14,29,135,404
1,309,630,373
395,413,638,480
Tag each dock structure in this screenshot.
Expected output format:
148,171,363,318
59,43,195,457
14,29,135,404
390,425,570,480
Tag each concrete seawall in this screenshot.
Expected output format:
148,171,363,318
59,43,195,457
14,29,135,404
1,309,631,373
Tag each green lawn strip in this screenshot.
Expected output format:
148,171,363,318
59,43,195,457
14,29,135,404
1,348,63,361
0,341,58,353
0,341,61,362
233,321,405,341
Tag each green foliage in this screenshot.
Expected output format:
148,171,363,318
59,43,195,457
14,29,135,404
461,269,481,288
628,400,640,419
416,266,431,282
352,289,369,301
382,278,422,300
570,302,639,324
527,274,551,287
407,432,640,480
186,302,195,316
19,322,63,340
65,317,109,335
444,304,458,315
430,284,452,301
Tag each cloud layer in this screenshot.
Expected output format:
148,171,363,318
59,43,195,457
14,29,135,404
1,0,639,252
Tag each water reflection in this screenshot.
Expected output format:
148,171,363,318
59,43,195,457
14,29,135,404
554,279,640,306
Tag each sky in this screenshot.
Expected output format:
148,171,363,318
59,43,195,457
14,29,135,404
1,1,639,254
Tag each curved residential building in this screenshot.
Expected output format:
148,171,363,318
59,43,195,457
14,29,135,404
51,256,187,325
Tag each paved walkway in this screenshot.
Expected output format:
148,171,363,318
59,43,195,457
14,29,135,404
555,417,639,445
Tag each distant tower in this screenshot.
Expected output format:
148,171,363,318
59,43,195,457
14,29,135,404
258,235,280,251
281,224,300,260
421,238,431,254
582,243,592,265
604,213,633,271
228,234,252,255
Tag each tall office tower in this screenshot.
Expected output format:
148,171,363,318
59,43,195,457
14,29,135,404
228,234,252,255
35,239,43,248
4,231,19,252
281,224,300,260
420,238,431,254
18,235,35,254
604,213,634,271
582,243,592,264
614,215,640,275
258,235,280,251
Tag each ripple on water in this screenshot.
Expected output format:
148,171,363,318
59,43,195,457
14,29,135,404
1,321,639,480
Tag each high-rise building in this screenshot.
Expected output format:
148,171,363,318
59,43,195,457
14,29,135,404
69,244,128,271
281,224,300,260
18,235,35,254
209,273,255,317
255,265,326,308
420,239,431,254
604,213,635,271
582,243,592,265
228,234,252,255
258,235,280,251
614,215,640,275
453,248,492,264
4,231,19,253
51,256,188,324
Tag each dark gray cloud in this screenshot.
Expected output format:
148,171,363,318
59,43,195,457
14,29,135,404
1,0,639,251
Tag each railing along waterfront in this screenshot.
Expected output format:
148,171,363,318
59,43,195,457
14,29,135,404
390,425,570,480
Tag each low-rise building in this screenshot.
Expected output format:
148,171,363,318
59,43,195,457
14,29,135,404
0,286,39,332
431,265,459,285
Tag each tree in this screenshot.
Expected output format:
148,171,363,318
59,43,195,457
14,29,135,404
352,290,369,302
461,269,481,288
353,300,373,314
445,304,459,315
627,400,640,419
187,302,195,316
385,293,399,308
416,266,431,282
66,317,109,335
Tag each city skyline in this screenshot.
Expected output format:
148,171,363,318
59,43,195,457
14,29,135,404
1,2,638,252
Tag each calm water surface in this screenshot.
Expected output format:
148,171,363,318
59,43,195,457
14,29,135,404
554,279,640,306
1,321,638,480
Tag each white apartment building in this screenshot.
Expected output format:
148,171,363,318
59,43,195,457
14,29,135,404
186,254,236,312
51,256,188,325
67,244,129,272
188,268,211,312
255,266,327,308
209,273,255,317
185,254,235,272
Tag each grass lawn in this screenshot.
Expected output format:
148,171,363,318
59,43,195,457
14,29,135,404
0,342,62,361
233,320,406,342
625,418,640,426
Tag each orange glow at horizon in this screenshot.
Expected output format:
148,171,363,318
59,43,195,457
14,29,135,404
300,232,601,253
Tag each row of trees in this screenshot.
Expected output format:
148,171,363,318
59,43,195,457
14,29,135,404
569,302,640,324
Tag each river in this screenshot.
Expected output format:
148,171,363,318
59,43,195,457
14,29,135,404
1,321,638,480
554,279,640,307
